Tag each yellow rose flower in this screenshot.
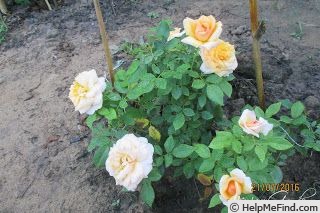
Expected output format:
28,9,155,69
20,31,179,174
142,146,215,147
181,15,222,47
69,69,106,115
219,168,252,205
199,40,238,76
105,134,154,191
238,109,273,137
167,27,185,41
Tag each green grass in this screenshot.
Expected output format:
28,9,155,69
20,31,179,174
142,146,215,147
0,16,7,44
15,0,30,6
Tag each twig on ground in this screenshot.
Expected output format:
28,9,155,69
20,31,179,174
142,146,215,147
45,0,52,11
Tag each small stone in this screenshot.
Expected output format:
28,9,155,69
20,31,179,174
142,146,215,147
70,136,82,144
0,77,5,85
232,25,247,35
305,96,320,108
47,135,60,143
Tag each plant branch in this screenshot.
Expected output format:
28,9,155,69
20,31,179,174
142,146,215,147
0,0,8,15
249,0,265,109
93,0,115,86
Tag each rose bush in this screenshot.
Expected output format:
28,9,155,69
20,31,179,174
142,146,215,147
69,16,320,212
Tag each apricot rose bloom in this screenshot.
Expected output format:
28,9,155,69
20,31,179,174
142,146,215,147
199,40,238,76
219,168,252,205
181,15,222,47
238,109,273,138
105,134,154,191
69,69,106,115
167,27,185,41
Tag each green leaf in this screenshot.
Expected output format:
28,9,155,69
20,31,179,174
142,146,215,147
221,207,228,213
213,166,223,181
183,108,195,117
193,144,211,158
254,107,265,118
107,93,121,101
154,145,163,155
157,20,170,39
206,75,222,84
219,81,232,97
164,154,173,167
291,101,305,118
183,162,194,178
172,87,182,100
248,156,268,171
140,180,155,207
148,168,162,182
154,156,163,167
127,60,140,75
98,108,117,121
152,64,161,74
155,78,167,89
265,102,282,117
119,99,128,109
173,113,185,130
198,94,207,108
265,137,293,150
208,194,221,208
164,136,176,153
209,131,234,149
206,84,224,105
231,139,242,154
254,145,268,162
280,115,292,124
270,166,283,183
172,144,195,158
85,114,100,129
93,145,109,167
201,111,213,120
199,157,215,172
236,156,248,171
192,79,206,89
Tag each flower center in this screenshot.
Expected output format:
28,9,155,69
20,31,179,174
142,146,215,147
72,82,89,98
246,120,259,127
195,21,214,41
213,43,232,61
227,180,237,196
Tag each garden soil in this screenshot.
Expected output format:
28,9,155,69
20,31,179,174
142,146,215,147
0,0,319,212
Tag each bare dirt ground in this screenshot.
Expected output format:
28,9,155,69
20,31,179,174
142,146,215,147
0,0,319,212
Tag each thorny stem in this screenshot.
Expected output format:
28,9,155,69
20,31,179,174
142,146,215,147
279,126,304,147
249,0,265,109
93,0,115,86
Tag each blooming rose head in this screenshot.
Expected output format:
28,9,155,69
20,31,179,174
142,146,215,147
181,15,222,47
238,109,273,137
69,69,106,115
167,27,185,41
105,134,154,191
219,168,252,205
199,39,238,76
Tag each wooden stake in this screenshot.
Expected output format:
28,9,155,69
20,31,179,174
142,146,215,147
93,0,115,86
249,0,265,109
